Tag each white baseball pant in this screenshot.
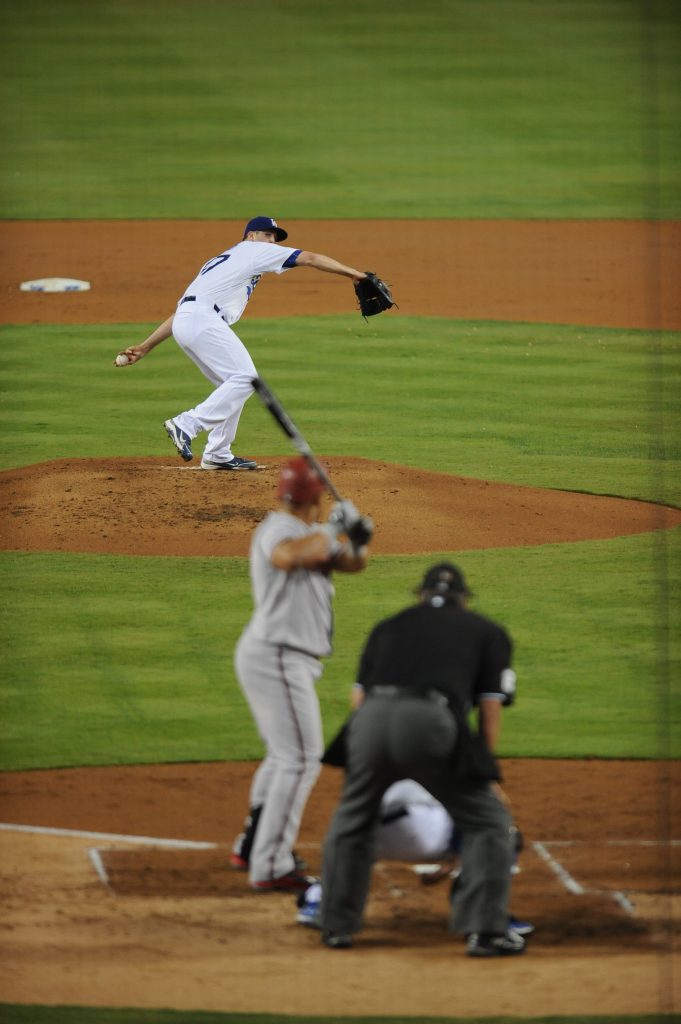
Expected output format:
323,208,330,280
171,302,257,462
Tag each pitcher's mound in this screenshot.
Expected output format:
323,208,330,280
1,455,678,556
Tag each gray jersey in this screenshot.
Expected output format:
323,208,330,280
244,511,336,657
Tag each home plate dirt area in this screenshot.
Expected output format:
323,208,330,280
0,219,680,1018
0,759,679,1017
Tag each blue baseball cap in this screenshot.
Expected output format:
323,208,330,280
243,216,288,241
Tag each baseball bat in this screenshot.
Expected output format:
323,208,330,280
251,376,344,501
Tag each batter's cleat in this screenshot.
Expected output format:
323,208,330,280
508,914,535,937
231,836,307,873
201,455,258,470
230,839,249,870
466,930,525,958
164,419,193,461
251,870,318,893
230,807,263,871
322,931,353,950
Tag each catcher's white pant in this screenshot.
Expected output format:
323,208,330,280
235,633,324,883
375,781,454,862
171,303,257,462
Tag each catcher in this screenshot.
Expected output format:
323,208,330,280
296,778,533,937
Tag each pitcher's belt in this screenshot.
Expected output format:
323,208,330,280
180,295,221,315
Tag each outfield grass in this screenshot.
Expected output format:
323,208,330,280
2,0,679,219
1,528,678,769
1,3,678,1020
0,1010,675,1024
1,317,679,769
1,318,679,505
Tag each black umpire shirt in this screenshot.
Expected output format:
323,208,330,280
357,601,515,713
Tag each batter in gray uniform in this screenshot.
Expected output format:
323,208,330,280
233,456,372,891
320,562,524,957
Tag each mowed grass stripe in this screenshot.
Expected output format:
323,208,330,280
1,530,679,769
1,318,679,504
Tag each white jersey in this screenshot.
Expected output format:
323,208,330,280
375,780,454,862
243,511,336,657
179,240,301,325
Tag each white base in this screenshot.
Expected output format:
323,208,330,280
20,277,90,293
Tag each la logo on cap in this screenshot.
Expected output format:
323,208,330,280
243,216,288,241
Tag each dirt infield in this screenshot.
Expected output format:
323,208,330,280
3,218,681,329
0,759,679,1017
1,218,680,1018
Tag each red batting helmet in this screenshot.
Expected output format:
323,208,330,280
277,456,325,504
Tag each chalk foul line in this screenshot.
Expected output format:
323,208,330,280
0,821,218,849
532,841,637,916
0,822,670,918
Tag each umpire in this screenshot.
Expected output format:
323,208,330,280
319,562,524,957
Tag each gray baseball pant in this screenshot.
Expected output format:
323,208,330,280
321,693,513,937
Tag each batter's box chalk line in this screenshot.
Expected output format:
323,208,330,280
0,822,222,898
0,822,219,848
531,840,667,917
88,847,111,890
1,823,675,914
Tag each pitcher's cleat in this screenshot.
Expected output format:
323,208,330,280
201,455,259,470
164,420,193,461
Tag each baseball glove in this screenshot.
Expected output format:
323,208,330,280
354,272,395,318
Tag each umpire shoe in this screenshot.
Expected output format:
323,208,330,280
322,931,354,950
251,870,317,893
164,420,193,461
466,930,525,958
201,455,258,470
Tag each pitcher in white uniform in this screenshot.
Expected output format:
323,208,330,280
114,216,368,470
233,456,372,891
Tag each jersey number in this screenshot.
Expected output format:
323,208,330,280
200,254,231,276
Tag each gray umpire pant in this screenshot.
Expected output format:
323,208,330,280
321,692,513,937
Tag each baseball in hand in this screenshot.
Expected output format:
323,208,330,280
115,353,130,366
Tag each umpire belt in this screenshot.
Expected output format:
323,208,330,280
180,295,222,315
369,685,450,709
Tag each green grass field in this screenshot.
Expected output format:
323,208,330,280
1,0,680,219
1,1,679,1021
1,319,679,768
0,1010,675,1024
2,318,680,503
1,532,679,769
